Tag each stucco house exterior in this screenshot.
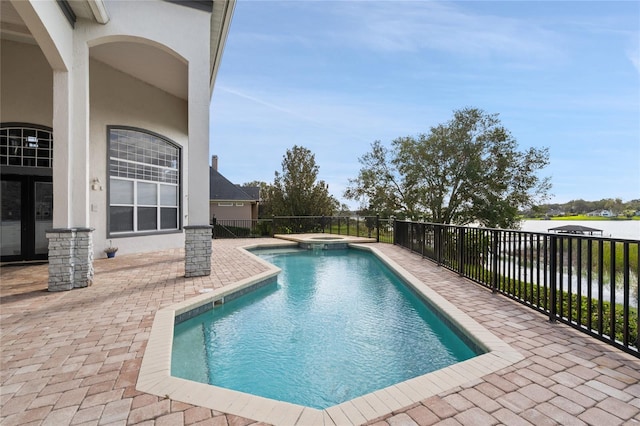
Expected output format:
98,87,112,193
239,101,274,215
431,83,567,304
587,209,613,217
1,0,235,290
209,155,259,222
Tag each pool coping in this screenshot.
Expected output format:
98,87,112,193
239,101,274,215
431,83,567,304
137,240,524,426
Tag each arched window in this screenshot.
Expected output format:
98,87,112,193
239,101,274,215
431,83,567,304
0,124,53,169
108,127,181,235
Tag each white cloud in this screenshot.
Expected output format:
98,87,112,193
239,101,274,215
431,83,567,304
328,1,565,64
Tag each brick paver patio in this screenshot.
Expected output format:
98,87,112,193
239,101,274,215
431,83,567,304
1,239,639,425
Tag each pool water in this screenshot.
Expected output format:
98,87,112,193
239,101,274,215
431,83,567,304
172,248,479,409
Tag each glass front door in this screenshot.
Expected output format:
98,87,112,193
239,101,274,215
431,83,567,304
34,181,53,255
0,175,52,261
1,180,22,257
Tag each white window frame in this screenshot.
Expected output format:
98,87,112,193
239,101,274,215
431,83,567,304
107,126,181,236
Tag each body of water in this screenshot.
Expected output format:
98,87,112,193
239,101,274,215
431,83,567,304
519,220,640,240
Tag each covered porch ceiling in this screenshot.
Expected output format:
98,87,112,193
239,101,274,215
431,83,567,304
0,0,232,101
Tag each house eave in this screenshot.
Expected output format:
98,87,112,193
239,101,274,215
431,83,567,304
87,0,110,24
209,0,235,96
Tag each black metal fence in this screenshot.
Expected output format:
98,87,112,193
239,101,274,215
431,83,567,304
212,216,394,243
212,219,271,238
394,220,640,358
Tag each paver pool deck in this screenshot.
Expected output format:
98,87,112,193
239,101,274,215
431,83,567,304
1,238,639,426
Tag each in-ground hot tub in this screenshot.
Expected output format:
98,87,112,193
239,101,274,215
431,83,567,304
275,233,375,250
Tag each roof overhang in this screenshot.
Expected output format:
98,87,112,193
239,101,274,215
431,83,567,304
210,0,235,96
60,0,111,27
86,0,110,24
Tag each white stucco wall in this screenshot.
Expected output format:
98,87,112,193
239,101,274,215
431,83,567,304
210,203,254,221
0,40,53,126
4,0,217,259
81,1,212,255
89,58,188,256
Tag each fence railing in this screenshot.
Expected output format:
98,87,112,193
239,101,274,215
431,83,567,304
212,216,394,243
394,220,640,358
212,219,271,239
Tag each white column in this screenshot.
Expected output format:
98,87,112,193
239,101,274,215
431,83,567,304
48,37,92,291
52,70,72,228
184,46,212,276
69,38,91,228
51,38,90,228
186,54,211,226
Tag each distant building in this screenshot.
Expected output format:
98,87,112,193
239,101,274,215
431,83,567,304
587,209,613,217
209,156,259,222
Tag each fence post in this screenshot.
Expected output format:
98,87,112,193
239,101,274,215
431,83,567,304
457,227,465,276
435,224,442,266
392,218,397,245
549,234,557,323
376,215,380,242
409,222,414,253
635,241,640,349
492,230,499,293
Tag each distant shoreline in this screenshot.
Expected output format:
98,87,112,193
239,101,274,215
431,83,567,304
527,215,640,222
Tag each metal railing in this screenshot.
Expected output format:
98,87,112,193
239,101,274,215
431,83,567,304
212,216,394,243
394,220,640,357
212,219,271,238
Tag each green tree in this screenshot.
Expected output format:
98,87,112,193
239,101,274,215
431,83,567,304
270,145,339,216
345,107,551,227
343,141,414,219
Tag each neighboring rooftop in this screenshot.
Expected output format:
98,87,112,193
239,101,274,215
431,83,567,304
548,225,604,235
210,155,259,201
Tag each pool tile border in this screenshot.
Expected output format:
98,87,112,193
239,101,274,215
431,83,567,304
137,241,524,426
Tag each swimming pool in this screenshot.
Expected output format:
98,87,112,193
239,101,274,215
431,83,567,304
137,239,523,425
171,247,480,409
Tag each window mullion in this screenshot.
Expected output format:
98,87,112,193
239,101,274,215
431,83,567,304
133,181,138,232
156,183,161,231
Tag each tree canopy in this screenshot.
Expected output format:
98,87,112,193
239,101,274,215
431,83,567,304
344,107,551,228
262,145,339,216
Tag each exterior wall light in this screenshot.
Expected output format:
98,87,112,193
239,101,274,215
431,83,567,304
91,177,103,191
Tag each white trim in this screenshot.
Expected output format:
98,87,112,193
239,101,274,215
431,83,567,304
87,0,110,24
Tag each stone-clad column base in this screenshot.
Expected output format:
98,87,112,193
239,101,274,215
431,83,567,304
185,225,212,277
73,228,94,288
46,228,94,292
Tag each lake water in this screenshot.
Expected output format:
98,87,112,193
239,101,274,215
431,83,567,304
519,220,640,240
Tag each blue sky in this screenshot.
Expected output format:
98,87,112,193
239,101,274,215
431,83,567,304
210,0,639,209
